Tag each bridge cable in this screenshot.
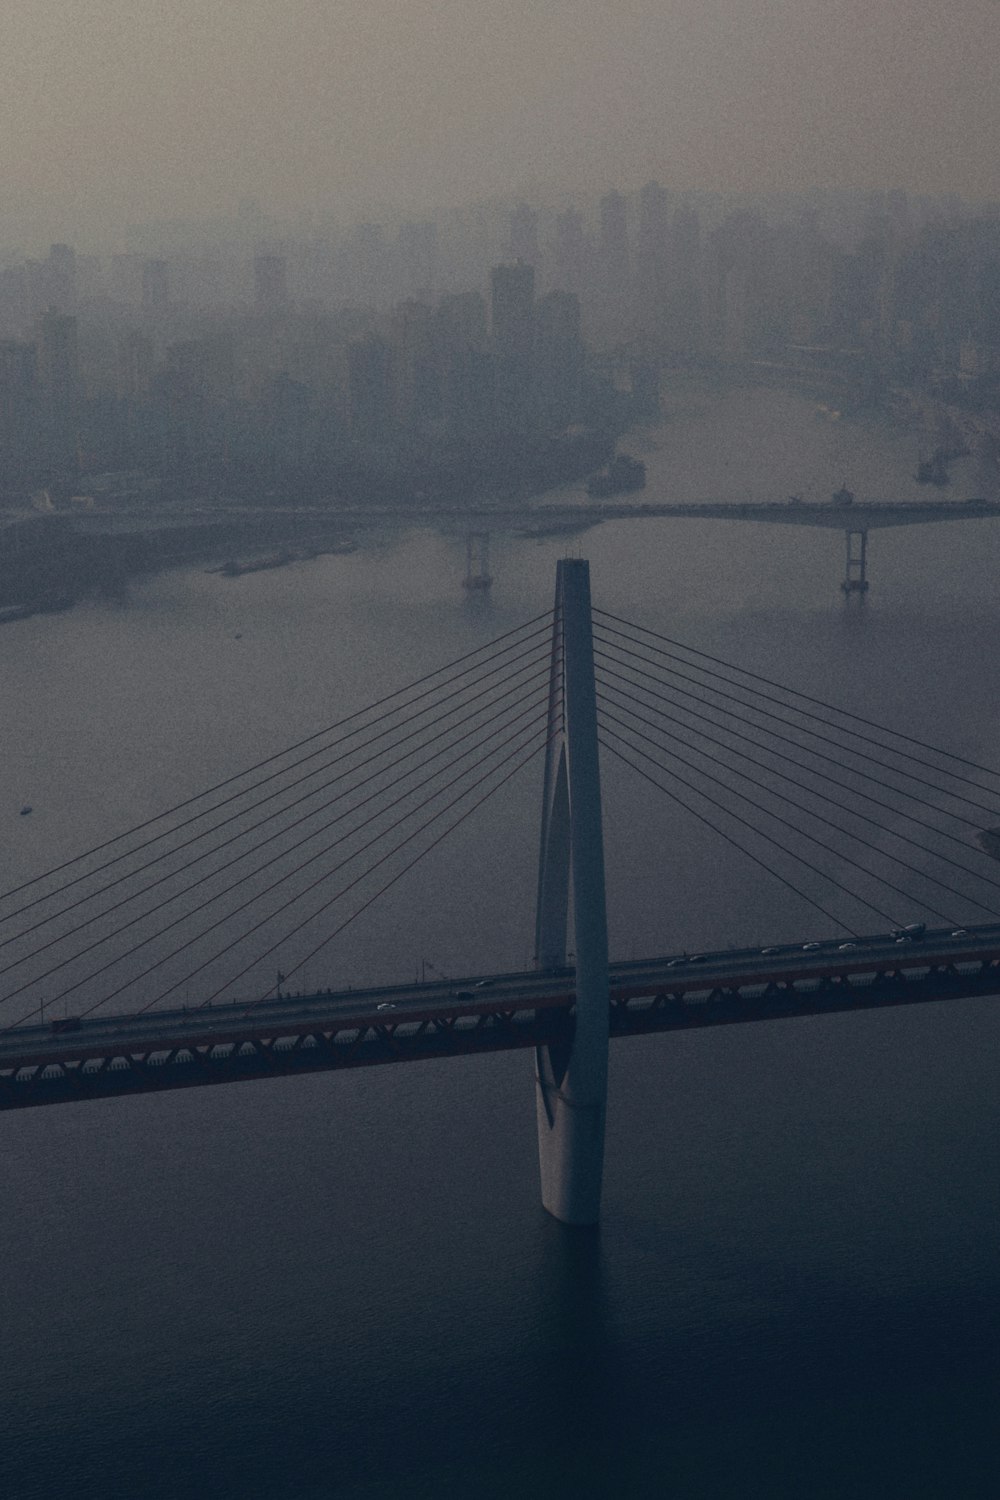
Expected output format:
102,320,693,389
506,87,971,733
127,717,552,1023
593,653,1000,884
594,607,1000,793
2,705,551,1028
0,611,553,912
0,620,552,927
599,708,929,930
596,670,1000,918
602,711,905,924
593,627,1000,824
218,731,552,1019
0,693,548,1026
597,694,962,925
0,677,552,991
0,652,552,964
598,733,856,936
596,617,1000,819
592,634,995,831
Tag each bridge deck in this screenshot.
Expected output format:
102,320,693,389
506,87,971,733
3,925,999,1111
338,499,1000,533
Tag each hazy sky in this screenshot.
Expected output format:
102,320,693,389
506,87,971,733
2,0,999,243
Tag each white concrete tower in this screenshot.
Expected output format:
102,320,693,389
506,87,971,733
534,559,610,1225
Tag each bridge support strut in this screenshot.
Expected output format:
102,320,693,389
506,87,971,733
534,559,610,1226
841,528,869,595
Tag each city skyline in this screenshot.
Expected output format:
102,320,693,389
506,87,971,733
1,178,999,513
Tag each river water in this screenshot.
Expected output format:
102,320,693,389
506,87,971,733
2,386,999,1498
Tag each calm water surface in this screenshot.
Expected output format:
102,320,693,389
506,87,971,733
2,388,999,1498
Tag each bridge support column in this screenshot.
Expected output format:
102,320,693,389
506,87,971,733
841,529,869,595
463,532,492,591
534,559,610,1226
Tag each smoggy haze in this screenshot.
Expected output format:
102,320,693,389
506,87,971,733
1,0,999,243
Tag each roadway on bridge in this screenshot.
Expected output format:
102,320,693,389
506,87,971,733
335,496,1000,533
5,922,999,1074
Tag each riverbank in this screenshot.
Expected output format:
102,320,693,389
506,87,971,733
7,375,994,618
0,425,617,613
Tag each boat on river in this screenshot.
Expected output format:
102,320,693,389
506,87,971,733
587,454,647,499
915,449,950,486
216,550,295,577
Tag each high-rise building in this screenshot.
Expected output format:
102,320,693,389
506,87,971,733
340,223,388,305
553,208,586,297
347,333,394,445
391,299,438,432
667,204,703,354
47,244,77,314
491,261,535,432
636,181,669,339
441,347,494,443
397,221,438,298
535,290,582,429
118,330,155,401
0,339,36,394
491,261,535,352
599,191,629,278
36,311,80,467
508,203,540,269
0,339,38,468
109,253,144,306
0,265,29,339
37,311,80,404
593,190,631,342
75,254,104,303
435,290,487,354
436,291,490,441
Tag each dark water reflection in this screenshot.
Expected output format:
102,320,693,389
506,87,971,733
2,388,999,1497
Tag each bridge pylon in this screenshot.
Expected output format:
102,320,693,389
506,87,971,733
534,559,610,1226
841,528,870,595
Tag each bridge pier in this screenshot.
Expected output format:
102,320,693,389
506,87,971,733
534,559,610,1226
841,528,869,595
463,532,492,591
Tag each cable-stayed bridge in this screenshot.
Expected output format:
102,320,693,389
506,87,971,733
4,559,1000,1222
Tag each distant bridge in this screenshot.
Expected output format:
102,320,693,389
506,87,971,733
341,496,1000,594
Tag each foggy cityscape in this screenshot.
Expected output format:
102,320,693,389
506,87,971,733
3,4,1000,1499
4,182,1000,611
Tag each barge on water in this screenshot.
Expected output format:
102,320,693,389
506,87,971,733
587,454,647,499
